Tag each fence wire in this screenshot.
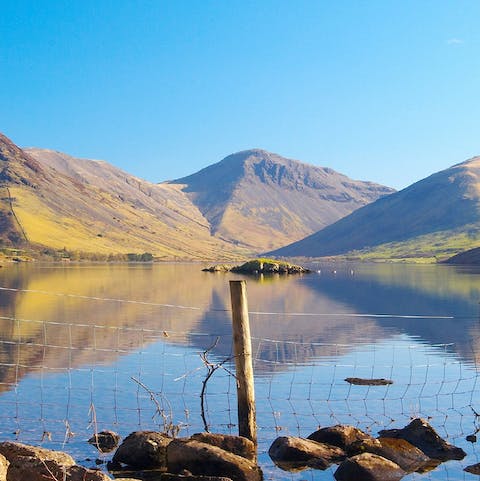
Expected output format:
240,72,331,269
0,288,479,480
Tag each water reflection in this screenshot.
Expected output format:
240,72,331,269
0,262,479,392
0,263,217,393
302,263,480,365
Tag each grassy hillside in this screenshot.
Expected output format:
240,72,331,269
0,137,249,261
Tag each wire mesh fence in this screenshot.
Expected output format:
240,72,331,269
0,284,480,480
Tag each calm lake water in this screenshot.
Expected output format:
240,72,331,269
0,262,480,480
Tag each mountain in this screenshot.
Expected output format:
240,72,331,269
168,149,394,252
271,157,480,260
444,246,480,265
0,134,395,260
0,133,247,260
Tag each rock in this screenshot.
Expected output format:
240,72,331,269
88,430,121,453
111,479,142,480
106,464,145,481
230,259,311,275
0,441,110,481
268,436,345,470
0,454,8,481
191,433,256,461
465,462,480,475
112,431,172,468
345,377,393,385
64,466,112,481
467,434,477,443
378,418,466,461
204,259,311,274
167,438,262,481
347,437,432,472
307,424,373,450
161,474,233,480
202,265,232,272
334,453,406,481
0,441,76,467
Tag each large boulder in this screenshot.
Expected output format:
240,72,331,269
378,418,466,461
190,433,255,461
112,431,172,468
0,454,8,481
307,425,373,450
334,453,406,481
161,475,233,480
0,442,110,481
166,438,262,481
268,436,345,470
347,437,433,472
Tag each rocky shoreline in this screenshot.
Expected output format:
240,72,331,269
0,418,475,481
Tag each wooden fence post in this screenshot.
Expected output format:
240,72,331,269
229,280,257,447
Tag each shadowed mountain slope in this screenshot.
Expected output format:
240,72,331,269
169,149,394,251
271,157,480,260
444,246,480,265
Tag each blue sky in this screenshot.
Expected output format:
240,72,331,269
1,1,479,189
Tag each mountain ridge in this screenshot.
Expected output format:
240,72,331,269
0,133,394,260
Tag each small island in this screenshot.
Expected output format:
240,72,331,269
202,258,311,274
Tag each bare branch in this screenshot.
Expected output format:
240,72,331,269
199,337,237,432
131,376,180,437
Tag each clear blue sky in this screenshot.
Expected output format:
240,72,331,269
1,0,479,189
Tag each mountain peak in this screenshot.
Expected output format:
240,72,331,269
214,148,287,170
220,148,305,167
170,149,394,251
231,148,272,156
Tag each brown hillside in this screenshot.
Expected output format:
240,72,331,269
170,149,395,252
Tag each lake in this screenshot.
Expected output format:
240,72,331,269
0,261,479,480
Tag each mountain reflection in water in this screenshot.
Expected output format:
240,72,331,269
0,262,479,391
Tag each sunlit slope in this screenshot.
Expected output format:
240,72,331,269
272,157,480,260
169,149,394,252
0,134,43,247
0,137,247,260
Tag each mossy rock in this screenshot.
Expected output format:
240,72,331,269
202,264,233,272
231,259,311,274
